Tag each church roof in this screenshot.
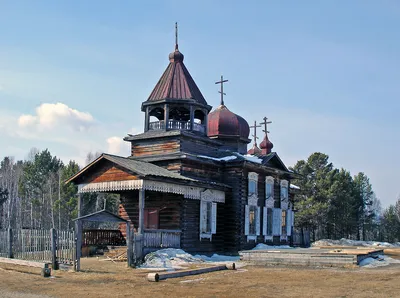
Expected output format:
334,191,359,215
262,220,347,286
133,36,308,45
143,47,208,107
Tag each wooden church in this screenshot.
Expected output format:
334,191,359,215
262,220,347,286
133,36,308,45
67,26,297,254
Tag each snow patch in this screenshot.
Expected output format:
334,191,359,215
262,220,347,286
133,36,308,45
312,238,400,248
141,248,240,269
359,255,400,268
141,248,204,269
193,254,240,262
251,243,293,250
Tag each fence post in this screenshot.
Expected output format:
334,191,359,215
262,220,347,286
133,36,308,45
50,228,59,270
7,227,13,258
126,223,132,268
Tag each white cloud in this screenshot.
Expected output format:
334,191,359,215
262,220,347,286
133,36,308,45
18,102,94,131
106,136,130,156
107,136,122,155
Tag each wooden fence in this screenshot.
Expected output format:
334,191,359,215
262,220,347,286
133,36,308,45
0,230,8,258
0,228,75,267
143,229,181,249
292,230,311,247
82,229,126,247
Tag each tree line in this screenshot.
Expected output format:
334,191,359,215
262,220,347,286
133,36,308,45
0,149,399,243
291,152,400,243
0,148,118,231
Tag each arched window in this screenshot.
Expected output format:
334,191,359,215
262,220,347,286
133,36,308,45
248,172,258,197
265,176,274,199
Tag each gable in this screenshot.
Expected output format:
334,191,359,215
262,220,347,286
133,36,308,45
262,153,289,172
73,159,139,185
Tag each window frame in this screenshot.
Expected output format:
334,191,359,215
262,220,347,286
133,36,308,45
200,200,217,240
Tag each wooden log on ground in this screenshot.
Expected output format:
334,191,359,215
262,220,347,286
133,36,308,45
0,257,51,277
147,264,235,282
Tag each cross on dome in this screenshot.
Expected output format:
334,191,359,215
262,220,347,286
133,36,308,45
215,75,228,106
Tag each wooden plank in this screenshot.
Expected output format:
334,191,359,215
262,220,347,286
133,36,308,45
0,257,49,269
147,264,234,282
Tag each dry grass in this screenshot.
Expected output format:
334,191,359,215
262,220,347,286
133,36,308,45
0,256,399,298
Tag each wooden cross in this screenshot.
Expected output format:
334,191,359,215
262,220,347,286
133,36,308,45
249,120,261,145
260,116,272,135
215,75,228,105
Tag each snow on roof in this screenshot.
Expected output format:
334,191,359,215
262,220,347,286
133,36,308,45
197,155,237,162
243,154,262,164
290,184,300,190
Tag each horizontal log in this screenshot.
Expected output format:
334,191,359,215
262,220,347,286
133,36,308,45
0,257,51,277
0,257,49,269
147,264,235,282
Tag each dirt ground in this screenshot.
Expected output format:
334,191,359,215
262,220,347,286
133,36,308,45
0,249,399,298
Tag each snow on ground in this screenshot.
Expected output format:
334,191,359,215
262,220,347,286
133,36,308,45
251,243,293,250
140,248,239,270
312,238,400,248
359,255,400,268
193,253,240,262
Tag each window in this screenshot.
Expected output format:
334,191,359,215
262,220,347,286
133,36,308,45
200,200,217,239
249,206,257,235
265,177,274,199
281,210,287,235
280,180,289,202
248,172,258,197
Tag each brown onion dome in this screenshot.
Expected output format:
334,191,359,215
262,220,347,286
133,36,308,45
247,143,262,155
207,104,250,140
260,134,274,155
169,48,184,62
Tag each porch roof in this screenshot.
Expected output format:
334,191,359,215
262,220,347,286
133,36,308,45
66,153,196,184
73,209,128,223
66,153,229,203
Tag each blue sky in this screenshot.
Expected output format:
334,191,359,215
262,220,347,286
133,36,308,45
0,1,399,207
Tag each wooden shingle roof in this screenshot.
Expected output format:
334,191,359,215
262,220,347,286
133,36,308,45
144,48,208,107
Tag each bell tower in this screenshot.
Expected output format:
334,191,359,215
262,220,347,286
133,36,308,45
141,23,212,135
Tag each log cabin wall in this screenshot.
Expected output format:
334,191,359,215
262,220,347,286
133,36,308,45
181,159,223,182
221,166,244,253
119,190,182,237
180,199,225,254
129,132,222,160
131,138,180,158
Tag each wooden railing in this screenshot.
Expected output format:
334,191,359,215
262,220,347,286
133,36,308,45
149,120,205,134
143,229,181,248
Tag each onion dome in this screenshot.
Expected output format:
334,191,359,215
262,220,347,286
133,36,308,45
168,47,184,62
207,105,250,140
247,143,262,155
260,134,274,155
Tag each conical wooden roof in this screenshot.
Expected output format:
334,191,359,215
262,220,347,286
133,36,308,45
145,48,208,107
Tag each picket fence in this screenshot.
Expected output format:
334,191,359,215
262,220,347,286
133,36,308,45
0,228,75,267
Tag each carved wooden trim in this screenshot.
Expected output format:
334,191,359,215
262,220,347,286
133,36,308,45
78,180,225,203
